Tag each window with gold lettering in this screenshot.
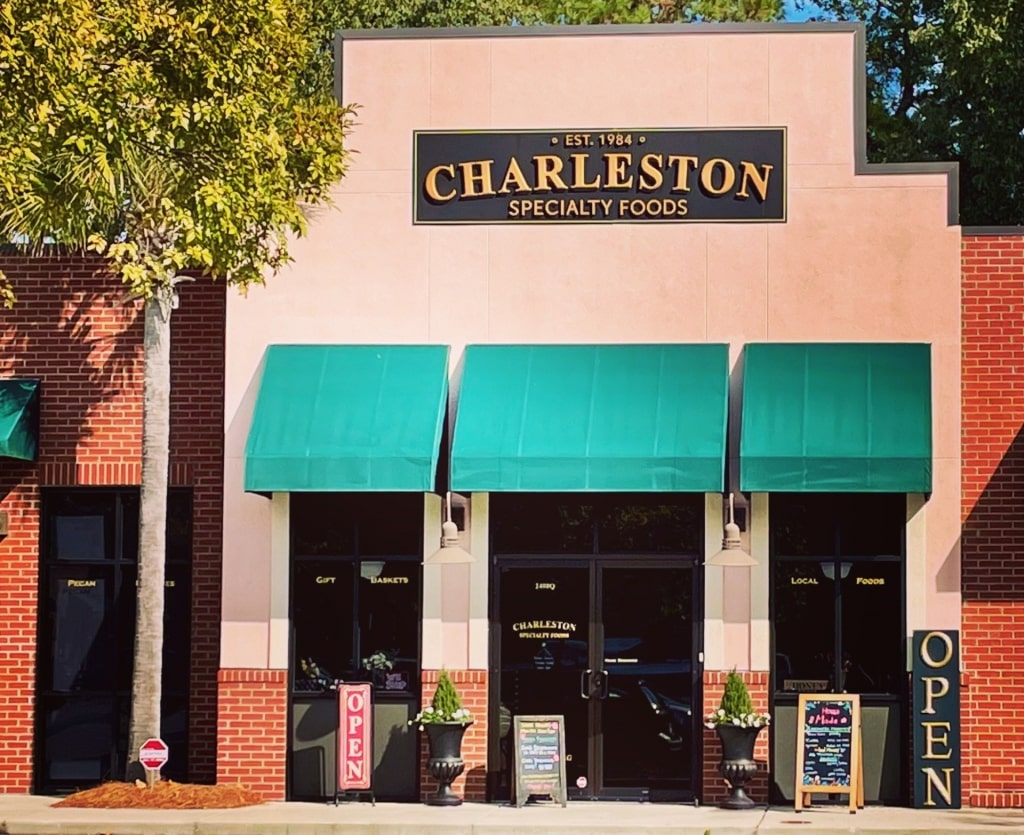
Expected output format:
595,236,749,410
290,493,422,693
771,494,904,697
38,488,192,793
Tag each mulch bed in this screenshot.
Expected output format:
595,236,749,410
53,780,265,810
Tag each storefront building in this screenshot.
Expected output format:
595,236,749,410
219,23,962,807
2,22,1023,810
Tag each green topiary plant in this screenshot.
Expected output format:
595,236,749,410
411,669,473,727
705,669,770,728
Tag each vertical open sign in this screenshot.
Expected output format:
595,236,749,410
337,683,373,791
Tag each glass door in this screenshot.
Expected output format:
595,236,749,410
598,563,694,800
496,564,592,798
495,559,696,801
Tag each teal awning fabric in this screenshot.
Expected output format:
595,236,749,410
451,344,729,492
244,345,449,492
740,343,932,492
0,379,40,461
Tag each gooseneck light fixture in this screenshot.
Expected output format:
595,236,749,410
424,491,474,564
706,492,757,567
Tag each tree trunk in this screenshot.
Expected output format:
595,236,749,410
126,290,173,780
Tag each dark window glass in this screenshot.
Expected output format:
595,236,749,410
357,494,421,556
771,495,834,557
50,570,116,692
773,561,837,691
292,561,355,689
840,561,903,695
839,494,904,556
598,499,702,553
42,697,118,783
771,493,904,697
166,491,192,563
291,494,356,556
491,495,595,554
49,492,117,561
357,560,421,693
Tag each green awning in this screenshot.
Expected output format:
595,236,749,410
740,343,932,492
244,345,449,492
0,379,40,461
451,344,729,492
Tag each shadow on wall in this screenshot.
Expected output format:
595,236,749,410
962,422,1024,603
0,253,143,491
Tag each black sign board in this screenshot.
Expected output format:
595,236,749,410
414,128,786,224
794,694,863,813
513,714,567,807
912,630,961,808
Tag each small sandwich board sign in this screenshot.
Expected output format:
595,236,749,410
513,715,567,807
794,693,864,813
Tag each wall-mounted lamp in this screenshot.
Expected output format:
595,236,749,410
424,492,474,564
706,493,757,567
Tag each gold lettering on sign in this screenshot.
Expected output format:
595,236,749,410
700,158,736,195
921,721,953,759
570,154,600,190
459,160,497,197
424,164,456,202
920,631,955,668
369,576,409,584
316,576,336,584
921,767,956,807
533,155,569,192
737,161,773,201
790,577,819,585
920,676,950,714
67,579,97,588
856,577,885,585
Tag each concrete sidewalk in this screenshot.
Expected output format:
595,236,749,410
0,796,1022,835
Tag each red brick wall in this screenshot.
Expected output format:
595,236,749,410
216,669,289,799
701,670,770,806
961,232,1024,808
418,669,488,802
0,253,225,789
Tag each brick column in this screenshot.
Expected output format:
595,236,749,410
418,669,488,802
217,669,288,799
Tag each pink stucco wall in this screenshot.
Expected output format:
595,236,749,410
221,26,960,666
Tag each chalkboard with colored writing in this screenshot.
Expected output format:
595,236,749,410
794,694,863,813
513,715,567,807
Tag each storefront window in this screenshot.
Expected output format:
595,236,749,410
772,493,904,697
290,493,422,693
38,488,192,792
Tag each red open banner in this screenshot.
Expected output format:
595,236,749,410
337,683,373,791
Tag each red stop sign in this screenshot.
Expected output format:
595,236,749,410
139,738,169,770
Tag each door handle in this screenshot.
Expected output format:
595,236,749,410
580,669,592,699
597,669,609,700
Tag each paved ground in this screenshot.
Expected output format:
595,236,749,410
0,796,1022,835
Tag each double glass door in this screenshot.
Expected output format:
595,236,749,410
496,558,698,801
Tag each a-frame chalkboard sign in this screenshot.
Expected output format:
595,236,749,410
794,693,864,814
513,715,568,807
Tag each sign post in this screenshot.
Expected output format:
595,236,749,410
513,715,567,807
138,738,169,788
794,694,863,814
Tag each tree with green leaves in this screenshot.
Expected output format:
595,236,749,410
799,0,1024,225
0,0,352,777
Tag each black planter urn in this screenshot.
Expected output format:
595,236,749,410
715,724,764,809
424,721,473,806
